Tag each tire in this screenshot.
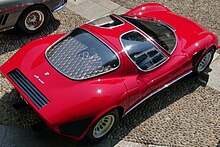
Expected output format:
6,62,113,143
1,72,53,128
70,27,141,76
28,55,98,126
194,48,215,74
86,109,119,142
16,5,51,34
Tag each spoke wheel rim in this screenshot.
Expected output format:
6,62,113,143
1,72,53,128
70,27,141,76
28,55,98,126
93,115,115,138
197,52,212,72
25,10,44,31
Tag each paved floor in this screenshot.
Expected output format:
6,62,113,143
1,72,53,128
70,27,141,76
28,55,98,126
207,53,220,91
0,0,220,146
0,125,147,147
65,0,128,20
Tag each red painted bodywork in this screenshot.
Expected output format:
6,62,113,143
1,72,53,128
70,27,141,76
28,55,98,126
0,3,218,140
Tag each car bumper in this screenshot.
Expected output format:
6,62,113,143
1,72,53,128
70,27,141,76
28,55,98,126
1,67,96,140
52,0,67,12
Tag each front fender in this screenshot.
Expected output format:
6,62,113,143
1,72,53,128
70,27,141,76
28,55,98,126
184,32,218,57
124,3,171,17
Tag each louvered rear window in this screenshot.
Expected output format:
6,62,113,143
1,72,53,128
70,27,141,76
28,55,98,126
46,29,119,80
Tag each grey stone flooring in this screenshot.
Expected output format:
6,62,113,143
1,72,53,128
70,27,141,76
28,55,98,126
65,0,128,20
0,125,147,147
207,53,220,91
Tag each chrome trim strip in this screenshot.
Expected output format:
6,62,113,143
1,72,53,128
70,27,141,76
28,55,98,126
119,15,178,55
52,0,67,12
0,26,14,33
123,70,192,116
119,30,169,72
45,28,121,81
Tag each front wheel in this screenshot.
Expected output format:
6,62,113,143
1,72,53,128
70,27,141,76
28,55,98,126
194,48,215,74
86,109,119,142
16,5,51,34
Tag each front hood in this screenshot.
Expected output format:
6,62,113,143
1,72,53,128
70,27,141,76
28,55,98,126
157,12,207,39
144,12,218,55
126,11,207,41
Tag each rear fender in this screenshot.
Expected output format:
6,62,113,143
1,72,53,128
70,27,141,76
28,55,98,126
78,105,125,140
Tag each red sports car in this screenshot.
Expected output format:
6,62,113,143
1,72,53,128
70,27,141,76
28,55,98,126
0,3,219,141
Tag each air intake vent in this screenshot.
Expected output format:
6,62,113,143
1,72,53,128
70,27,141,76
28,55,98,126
8,69,49,109
0,14,9,25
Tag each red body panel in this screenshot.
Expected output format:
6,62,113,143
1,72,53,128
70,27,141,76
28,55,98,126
0,3,218,140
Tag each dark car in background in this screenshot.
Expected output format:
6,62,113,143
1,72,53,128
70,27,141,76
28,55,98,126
0,0,67,34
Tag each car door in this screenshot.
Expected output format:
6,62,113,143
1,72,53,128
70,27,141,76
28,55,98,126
121,56,152,110
120,30,189,94
120,31,153,110
139,54,190,92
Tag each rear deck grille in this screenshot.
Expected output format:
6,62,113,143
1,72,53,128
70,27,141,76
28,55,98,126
8,69,49,109
0,14,9,25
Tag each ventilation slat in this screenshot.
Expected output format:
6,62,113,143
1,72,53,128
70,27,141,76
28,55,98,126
8,69,49,109
2,14,9,25
15,70,49,104
9,73,42,108
0,15,4,24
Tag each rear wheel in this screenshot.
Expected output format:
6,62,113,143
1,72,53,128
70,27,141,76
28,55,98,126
194,48,215,74
86,109,119,142
16,5,50,34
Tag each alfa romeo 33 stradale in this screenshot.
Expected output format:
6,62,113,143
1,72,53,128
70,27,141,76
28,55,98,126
0,3,219,141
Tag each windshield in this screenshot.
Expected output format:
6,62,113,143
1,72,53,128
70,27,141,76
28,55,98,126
88,15,124,28
46,29,119,80
122,16,176,54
